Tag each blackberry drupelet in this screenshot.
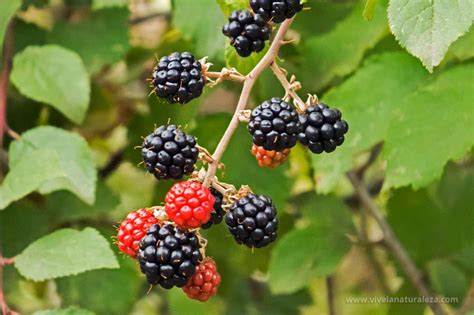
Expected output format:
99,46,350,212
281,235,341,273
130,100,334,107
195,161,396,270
151,52,205,104
201,189,225,229
250,0,303,23
138,224,202,289
248,97,301,151
141,125,199,180
298,103,349,153
222,10,271,57
225,194,278,248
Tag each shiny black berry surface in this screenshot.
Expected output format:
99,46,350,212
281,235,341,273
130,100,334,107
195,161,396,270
138,224,202,289
250,0,303,23
222,10,271,57
201,189,225,229
141,125,198,180
225,194,278,248
298,103,349,154
248,97,302,151
152,52,205,104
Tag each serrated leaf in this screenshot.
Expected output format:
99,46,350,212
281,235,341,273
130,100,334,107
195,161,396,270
92,0,127,10
428,259,468,306
388,0,474,71
33,307,95,315
48,8,130,73
383,64,474,189
172,0,225,60
225,41,269,74
14,228,118,281
301,1,388,91
0,126,97,209
0,0,20,46
10,45,90,123
312,52,428,193
268,195,354,294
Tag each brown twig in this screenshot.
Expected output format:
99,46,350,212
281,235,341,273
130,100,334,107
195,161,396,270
269,62,306,112
0,20,15,148
346,172,447,315
203,18,295,186
326,276,336,315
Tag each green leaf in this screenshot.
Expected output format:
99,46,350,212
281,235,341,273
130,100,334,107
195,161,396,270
387,282,424,315
48,8,130,73
388,0,474,72
383,64,474,189
92,0,127,10
168,289,221,315
268,195,354,294
0,0,20,46
301,1,388,91
14,228,118,281
172,0,225,60
225,41,269,74
33,307,95,315
312,52,428,193
1,126,97,208
428,259,468,306
363,0,377,21
216,0,248,16
10,45,90,124
449,28,474,61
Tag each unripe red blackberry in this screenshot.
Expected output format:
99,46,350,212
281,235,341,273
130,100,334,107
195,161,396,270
152,52,205,104
250,0,303,23
141,125,199,180
201,188,225,229
222,10,271,57
248,97,302,151
182,258,221,302
225,193,278,248
298,103,349,153
251,144,290,168
138,224,202,289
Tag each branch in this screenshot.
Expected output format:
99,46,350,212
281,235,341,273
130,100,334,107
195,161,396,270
203,18,295,186
269,62,306,112
346,172,447,315
0,20,15,148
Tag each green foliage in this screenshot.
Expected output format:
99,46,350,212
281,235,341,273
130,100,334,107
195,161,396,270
225,41,269,74
92,0,127,10
388,0,474,71
428,259,469,306
0,0,20,46
14,228,119,281
33,307,95,315
10,45,91,124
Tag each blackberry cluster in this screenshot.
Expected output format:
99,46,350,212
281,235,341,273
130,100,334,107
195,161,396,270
298,103,349,153
225,194,278,248
138,224,202,289
248,97,301,151
152,52,205,104
250,0,303,23
201,189,225,229
141,125,199,180
222,10,271,57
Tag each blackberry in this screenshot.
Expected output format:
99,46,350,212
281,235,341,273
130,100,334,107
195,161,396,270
201,189,225,229
298,103,349,153
138,224,202,289
250,0,303,23
225,194,278,248
222,10,271,57
141,125,199,180
151,52,205,104
248,97,301,151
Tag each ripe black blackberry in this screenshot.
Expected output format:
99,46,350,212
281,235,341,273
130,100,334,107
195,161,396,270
201,189,225,229
151,52,205,104
225,194,278,248
248,97,301,151
138,224,202,289
298,103,349,153
141,125,199,180
222,10,271,57
250,0,303,23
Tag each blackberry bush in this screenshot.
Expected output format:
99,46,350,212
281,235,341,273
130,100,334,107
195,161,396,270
250,0,303,23
151,52,205,104
248,97,301,151
222,10,271,57
298,103,349,153
225,193,278,248
201,188,225,229
138,224,202,289
141,125,199,180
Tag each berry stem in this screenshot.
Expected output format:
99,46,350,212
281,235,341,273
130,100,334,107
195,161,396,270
346,172,447,315
269,62,306,112
205,71,246,83
203,18,295,187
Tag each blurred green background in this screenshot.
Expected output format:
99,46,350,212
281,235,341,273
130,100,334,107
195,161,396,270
0,0,473,314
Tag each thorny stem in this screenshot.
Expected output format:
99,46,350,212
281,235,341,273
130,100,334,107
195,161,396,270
205,71,246,83
203,18,295,186
269,62,306,112
0,20,15,148
346,172,447,315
